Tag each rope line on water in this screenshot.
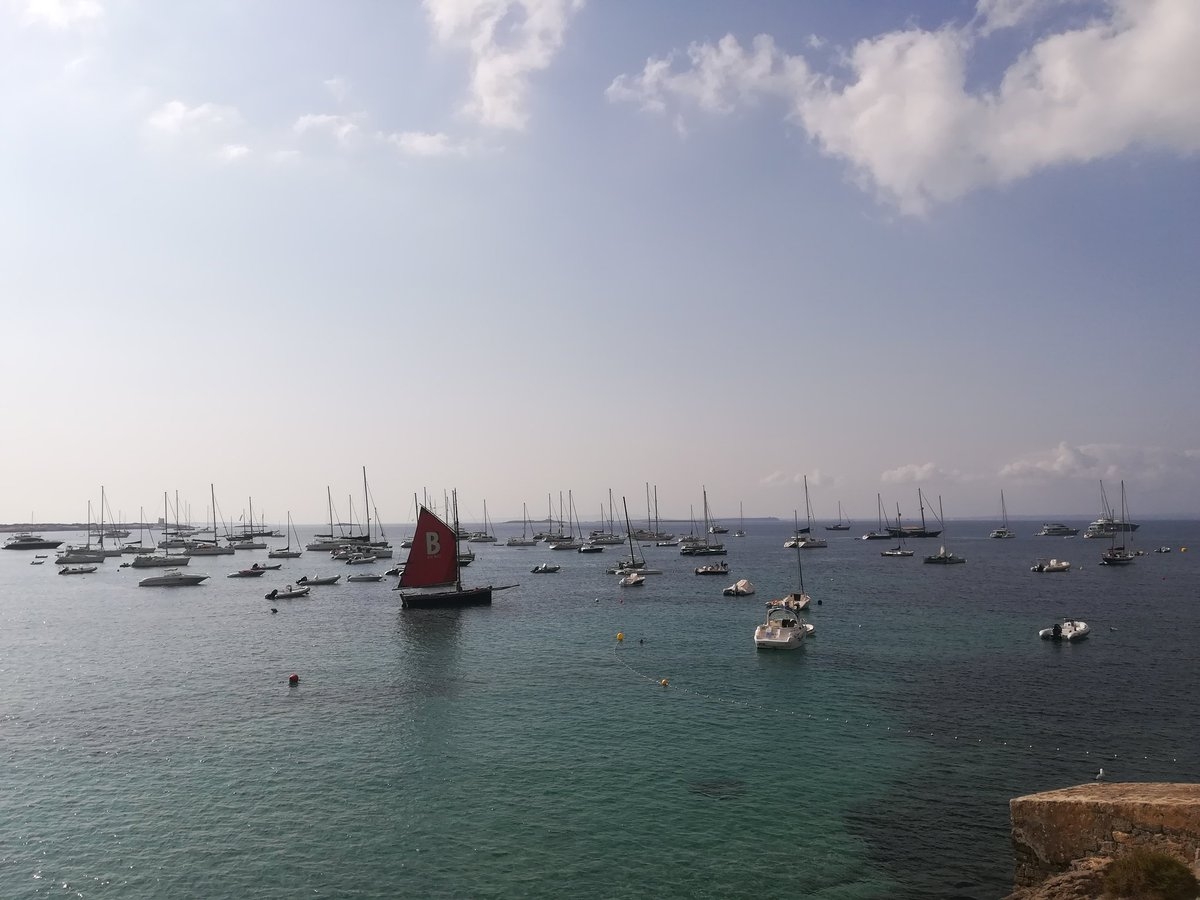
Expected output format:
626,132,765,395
612,641,1195,774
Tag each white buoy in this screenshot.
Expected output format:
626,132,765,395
1095,767,1105,781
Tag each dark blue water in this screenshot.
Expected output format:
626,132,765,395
1,520,1197,898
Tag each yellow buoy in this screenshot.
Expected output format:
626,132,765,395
616,632,624,642
659,678,669,687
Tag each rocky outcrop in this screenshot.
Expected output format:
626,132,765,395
1009,783,1200,895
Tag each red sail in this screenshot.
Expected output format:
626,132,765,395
399,507,458,589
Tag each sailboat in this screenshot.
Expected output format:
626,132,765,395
860,494,891,541
269,512,303,558
394,492,496,608
1100,481,1136,566
734,502,746,538
467,499,498,543
923,497,965,564
890,489,942,539
190,485,236,555
680,487,726,556
611,497,656,577
506,503,538,547
131,493,193,568
94,487,124,557
56,500,106,564
825,501,851,531
796,476,827,549
549,491,584,550
306,488,344,551
882,505,915,557
989,491,1016,538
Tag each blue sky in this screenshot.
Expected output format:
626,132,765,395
2,0,1198,526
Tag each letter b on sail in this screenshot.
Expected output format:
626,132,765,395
426,532,441,557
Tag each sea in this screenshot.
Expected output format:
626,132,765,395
2,519,1198,899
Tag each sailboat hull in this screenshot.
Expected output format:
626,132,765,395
399,586,493,609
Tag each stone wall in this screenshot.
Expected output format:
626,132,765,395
1010,783,1200,889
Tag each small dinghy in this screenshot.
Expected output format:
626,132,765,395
722,579,755,596
1039,619,1089,641
297,574,339,586
59,565,98,575
531,563,560,574
266,584,311,599
1031,558,1071,572
228,568,267,578
346,573,383,583
618,571,645,587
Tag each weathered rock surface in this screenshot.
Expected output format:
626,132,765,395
1009,783,1200,895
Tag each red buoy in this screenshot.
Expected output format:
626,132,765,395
288,673,300,685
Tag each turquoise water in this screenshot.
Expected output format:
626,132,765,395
2,522,1198,898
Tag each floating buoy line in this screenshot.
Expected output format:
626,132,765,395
612,640,1196,776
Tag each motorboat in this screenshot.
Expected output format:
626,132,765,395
138,569,210,587
722,579,755,597
618,571,645,587
345,573,382,583
297,574,340,586
58,565,98,575
695,562,729,576
1039,620,1090,641
1037,523,1079,537
531,563,560,574
345,553,377,565
754,601,813,650
606,562,663,575
266,584,312,599
4,533,64,550
577,544,604,554
1154,546,1172,554
881,545,914,558
228,568,267,578
1030,558,1071,572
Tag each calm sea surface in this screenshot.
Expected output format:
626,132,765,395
2,519,1198,899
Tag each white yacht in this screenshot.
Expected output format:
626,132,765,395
754,599,813,650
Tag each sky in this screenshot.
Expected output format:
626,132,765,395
2,0,1199,527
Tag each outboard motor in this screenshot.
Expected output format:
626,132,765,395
1052,623,1062,639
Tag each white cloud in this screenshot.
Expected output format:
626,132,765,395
975,0,1076,35
1000,442,1200,484
218,144,250,162
146,100,241,138
21,0,102,28
323,77,351,104
881,462,948,484
387,130,470,157
758,470,833,488
606,0,1200,214
423,0,584,130
293,113,361,146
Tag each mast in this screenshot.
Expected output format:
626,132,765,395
919,489,928,533
452,490,463,591
363,466,371,542
327,487,334,540
622,496,640,567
